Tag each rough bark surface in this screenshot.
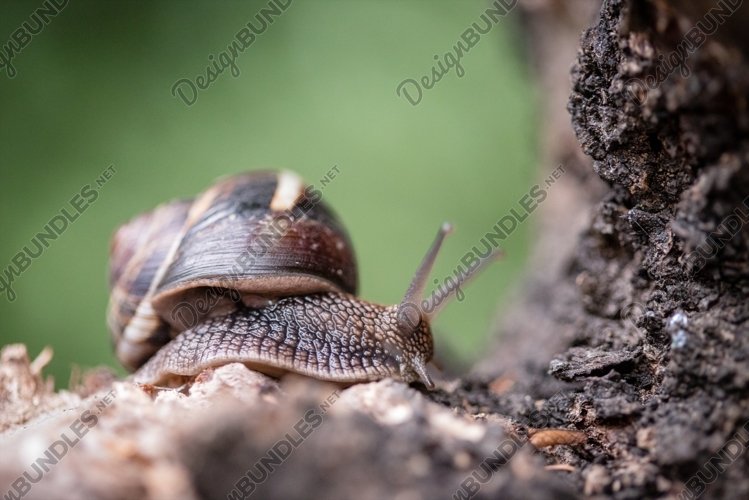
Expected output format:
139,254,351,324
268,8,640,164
2,1,749,499
479,0,749,498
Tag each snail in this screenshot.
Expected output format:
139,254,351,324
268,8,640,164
108,171,486,388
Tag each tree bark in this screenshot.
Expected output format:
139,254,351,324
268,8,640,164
480,0,749,498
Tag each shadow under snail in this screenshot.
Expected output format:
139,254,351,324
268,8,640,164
108,171,494,388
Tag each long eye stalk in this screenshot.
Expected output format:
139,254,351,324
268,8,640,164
397,223,453,330
397,222,505,329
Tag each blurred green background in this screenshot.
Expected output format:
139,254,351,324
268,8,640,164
0,0,537,386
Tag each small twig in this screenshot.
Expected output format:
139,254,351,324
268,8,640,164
545,463,576,472
29,346,53,375
528,428,587,448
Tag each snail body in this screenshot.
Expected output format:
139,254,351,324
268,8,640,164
108,171,453,388
133,293,432,386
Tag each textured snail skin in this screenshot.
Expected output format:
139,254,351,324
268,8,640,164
132,292,434,387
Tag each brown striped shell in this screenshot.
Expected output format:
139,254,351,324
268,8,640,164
108,171,358,372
